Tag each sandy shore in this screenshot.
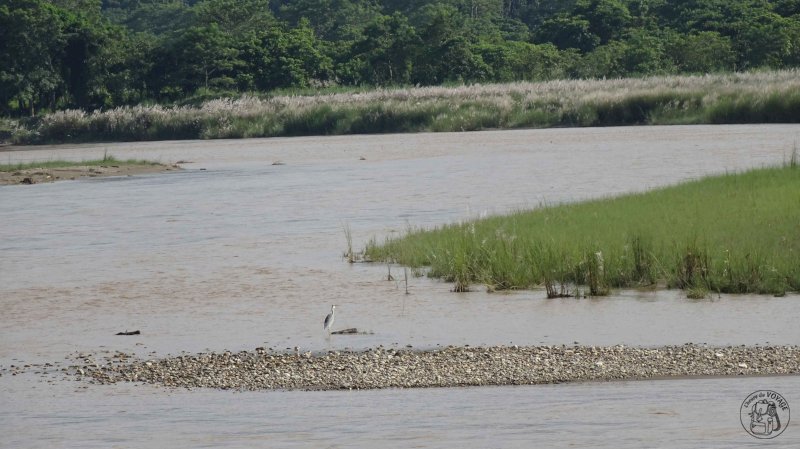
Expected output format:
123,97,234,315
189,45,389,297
0,163,179,185
35,344,800,391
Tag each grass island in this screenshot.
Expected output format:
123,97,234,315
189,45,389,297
364,159,800,298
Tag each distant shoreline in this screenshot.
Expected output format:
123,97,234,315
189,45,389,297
5,70,799,145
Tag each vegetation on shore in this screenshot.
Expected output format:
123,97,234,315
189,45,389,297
0,154,162,172
4,1,800,144
364,161,800,297
9,70,800,144
3,0,800,118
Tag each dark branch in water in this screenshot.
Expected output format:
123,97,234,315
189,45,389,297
331,328,366,335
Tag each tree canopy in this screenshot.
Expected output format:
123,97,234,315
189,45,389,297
2,0,799,115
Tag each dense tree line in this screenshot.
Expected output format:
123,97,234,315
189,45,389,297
2,0,799,115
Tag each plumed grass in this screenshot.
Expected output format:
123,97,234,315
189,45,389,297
10,70,800,144
364,164,800,297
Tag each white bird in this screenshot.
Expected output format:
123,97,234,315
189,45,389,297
323,305,336,334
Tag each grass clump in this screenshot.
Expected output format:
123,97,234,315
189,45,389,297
365,165,800,297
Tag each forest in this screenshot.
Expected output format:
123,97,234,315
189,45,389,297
2,0,800,117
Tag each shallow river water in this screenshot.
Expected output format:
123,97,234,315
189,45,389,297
2,125,799,447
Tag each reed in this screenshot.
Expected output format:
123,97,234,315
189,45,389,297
10,70,800,144
365,165,800,297
342,222,356,263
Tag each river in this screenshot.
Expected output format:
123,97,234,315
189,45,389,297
1,124,799,447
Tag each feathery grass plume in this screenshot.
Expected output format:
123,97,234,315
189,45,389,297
12,70,800,144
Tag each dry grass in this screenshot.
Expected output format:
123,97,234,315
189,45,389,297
12,70,800,143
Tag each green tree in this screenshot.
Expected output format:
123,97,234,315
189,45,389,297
665,30,736,73
773,0,800,17
58,1,122,109
96,30,157,106
536,14,600,51
476,40,570,81
519,0,578,28
277,0,383,40
575,0,632,43
245,19,332,89
0,0,67,115
410,5,490,84
175,23,240,91
194,0,276,34
121,0,195,34
620,29,674,75
576,40,628,78
735,15,795,68
783,17,800,66
653,0,793,68
346,13,420,85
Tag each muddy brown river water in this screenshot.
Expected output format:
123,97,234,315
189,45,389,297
2,125,799,447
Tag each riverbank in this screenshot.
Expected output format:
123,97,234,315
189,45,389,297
6,70,800,144
57,344,800,391
0,157,179,185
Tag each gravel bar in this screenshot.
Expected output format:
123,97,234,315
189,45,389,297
74,344,800,391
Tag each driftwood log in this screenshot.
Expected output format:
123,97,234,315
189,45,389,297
115,330,141,336
331,328,359,335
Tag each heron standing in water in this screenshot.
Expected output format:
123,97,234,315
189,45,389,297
323,305,336,334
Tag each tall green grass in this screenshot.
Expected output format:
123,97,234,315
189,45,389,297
8,70,800,144
365,164,800,296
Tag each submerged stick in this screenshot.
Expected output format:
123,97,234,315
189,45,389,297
331,328,360,335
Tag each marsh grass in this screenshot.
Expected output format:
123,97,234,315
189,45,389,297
789,143,799,168
685,285,711,299
342,222,357,263
365,165,800,297
11,70,800,144
0,154,161,172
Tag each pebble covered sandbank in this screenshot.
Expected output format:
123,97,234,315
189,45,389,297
70,344,800,391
